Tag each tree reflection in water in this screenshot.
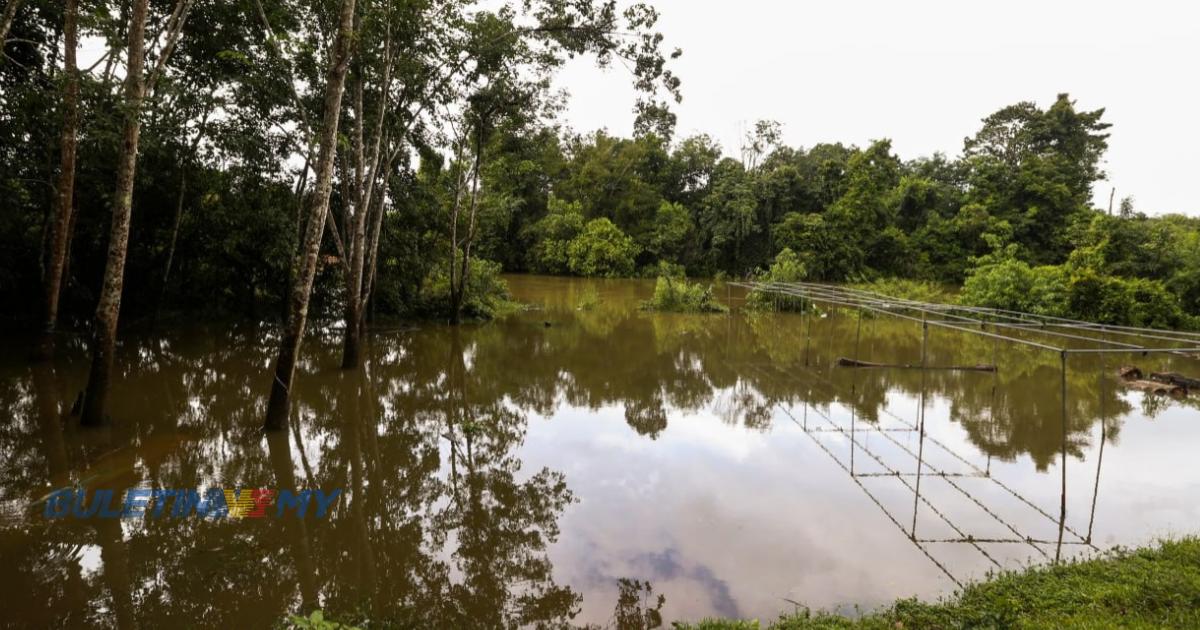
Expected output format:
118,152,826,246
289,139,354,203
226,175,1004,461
0,276,1191,626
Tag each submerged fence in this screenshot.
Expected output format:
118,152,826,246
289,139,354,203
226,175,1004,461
727,281,1200,585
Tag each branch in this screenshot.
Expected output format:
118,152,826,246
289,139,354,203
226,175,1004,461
145,0,194,97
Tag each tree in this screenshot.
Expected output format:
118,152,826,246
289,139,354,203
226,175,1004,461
263,0,358,431
567,218,639,277
80,0,193,426
526,196,585,274
963,93,1111,265
35,0,79,360
648,200,692,264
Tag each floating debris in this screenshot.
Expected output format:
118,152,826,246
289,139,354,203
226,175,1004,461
1117,366,1186,397
836,357,997,372
1149,371,1200,391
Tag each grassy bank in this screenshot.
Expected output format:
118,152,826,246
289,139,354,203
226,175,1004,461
678,538,1200,629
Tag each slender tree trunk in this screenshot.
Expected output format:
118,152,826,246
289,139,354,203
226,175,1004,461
341,78,367,369
157,105,210,316
157,171,185,310
450,139,482,325
263,0,358,431
341,36,392,368
0,0,24,52
36,0,80,361
80,0,149,426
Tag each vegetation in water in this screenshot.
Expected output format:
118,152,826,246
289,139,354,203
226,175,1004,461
746,248,807,311
415,257,519,322
673,537,1200,629
852,277,953,304
576,286,602,311
642,267,727,313
959,229,1198,329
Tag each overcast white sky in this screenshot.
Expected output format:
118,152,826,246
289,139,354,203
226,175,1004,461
551,0,1199,215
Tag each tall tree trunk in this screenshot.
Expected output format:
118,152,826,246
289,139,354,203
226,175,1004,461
341,36,392,370
80,0,150,426
263,0,358,431
36,0,80,361
450,139,482,325
341,78,367,369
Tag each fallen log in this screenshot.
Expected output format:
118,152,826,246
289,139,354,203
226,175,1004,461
836,357,997,372
1149,371,1200,390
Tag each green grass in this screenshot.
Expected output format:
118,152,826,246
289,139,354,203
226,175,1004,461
674,538,1200,629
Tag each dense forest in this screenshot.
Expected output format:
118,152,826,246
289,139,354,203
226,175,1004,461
3,0,1200,425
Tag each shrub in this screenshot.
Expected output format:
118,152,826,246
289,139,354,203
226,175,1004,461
641,275,727,313
418,257,516,320
567,218,639,278
853,277,952,303
960,245,1191,328
746,247,807,311
576,286,601,311
1067,270,1186,329
959,250,1035,313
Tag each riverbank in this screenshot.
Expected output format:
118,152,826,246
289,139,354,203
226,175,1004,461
677,538,1200,629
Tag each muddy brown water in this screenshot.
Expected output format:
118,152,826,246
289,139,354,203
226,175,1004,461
2,275,1199,627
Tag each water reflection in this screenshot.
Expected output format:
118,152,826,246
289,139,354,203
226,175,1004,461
1,276,1199,625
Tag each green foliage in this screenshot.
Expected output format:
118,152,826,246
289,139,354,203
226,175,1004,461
287,610,361,630
650,200,694,264
746,248,806,311
576,286,601,311
526,196,585,274
641,275,727,313
960,242,1193,328
673,538,1200,629
852,278,952,303
567,218,640,278
418,257,516,321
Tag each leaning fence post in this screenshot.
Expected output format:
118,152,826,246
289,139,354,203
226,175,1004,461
1056,350,1068,562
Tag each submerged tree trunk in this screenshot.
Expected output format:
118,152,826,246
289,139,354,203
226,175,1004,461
339,32,392,370
80,0,150,426
36,0,80,361
263,0,358,431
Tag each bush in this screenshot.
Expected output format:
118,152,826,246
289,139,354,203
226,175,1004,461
417,256,516,320
525,196,585,274
576,286,601,311
1067,270,1186,329
852,277,952,303
567,218,639,277
641,275,727,313
960,245,1191,328
746,247,807,311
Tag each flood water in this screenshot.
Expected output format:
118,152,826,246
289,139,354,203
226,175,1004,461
2,275,1199,627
